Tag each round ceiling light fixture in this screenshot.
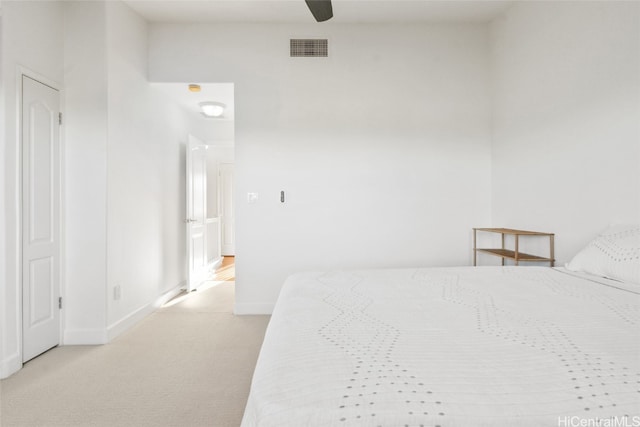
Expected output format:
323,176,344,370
199,101,225,118
188,84,201,92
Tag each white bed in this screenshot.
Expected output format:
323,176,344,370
242,227,640,426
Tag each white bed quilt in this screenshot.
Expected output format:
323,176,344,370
242,267,640,426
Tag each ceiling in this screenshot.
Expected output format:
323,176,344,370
152,83,235,120
151,83,235,144
135,1,514,142
124,0,515,24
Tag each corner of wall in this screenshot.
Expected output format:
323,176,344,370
0,351,22,380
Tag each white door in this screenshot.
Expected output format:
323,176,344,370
186,135,208,292
219,163,235,256
22,75,61,362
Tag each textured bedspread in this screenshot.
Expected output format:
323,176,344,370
241,267,640,426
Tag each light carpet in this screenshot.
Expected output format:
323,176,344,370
0,281,270,427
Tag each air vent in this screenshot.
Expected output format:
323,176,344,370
290,39,328,57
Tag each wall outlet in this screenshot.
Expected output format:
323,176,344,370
113,284,121,300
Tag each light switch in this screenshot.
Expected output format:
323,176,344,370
247,192,259,204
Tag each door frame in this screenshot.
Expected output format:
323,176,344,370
16,66,65,363
218,162,235,256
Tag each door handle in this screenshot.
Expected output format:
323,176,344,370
184,218,198,223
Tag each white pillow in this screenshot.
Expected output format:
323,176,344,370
565,224,640,285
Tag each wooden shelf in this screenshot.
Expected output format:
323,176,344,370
473,228,555,266
474,228,554,236
475,248,552,262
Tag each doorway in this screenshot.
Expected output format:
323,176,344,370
150,82,235,288
21,74,62,363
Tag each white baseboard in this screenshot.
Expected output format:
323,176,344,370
65,284,184,345
233,302,274,315
208,257,223,271
64,328,108,345
0,351,22,379
153,285,184,309
107,284,184,341
106,304,154,342
3,285,186,377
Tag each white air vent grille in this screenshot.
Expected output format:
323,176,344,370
290,39,328,57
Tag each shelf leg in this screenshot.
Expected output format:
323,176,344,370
473,228,477,266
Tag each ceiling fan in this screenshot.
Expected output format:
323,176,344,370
305,0,333,22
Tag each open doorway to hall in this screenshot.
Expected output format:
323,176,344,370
152,82,235,292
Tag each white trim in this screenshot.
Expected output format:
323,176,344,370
64,328,108,345
0,13,7,380
208,256,223,271
106,304,153,342
218,162,235,256
0,352,22,379
106,284,184,341
65,284,185,345
154,284,185,309
15,66,64,364
233,302,274,315
17,66,61,91
12,66,24,369
58,85,67,347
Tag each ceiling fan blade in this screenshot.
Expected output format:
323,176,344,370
305,0,333,22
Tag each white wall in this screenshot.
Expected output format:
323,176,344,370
105,1,191,334
63,0,109,344
65,0,193,342
149,23,494,313
0,0,64,377
491,1,640,265
1,0,201,377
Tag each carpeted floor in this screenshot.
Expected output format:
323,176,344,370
0,281,270,427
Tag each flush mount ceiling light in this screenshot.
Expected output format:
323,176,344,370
188,84,201,92
199,101,225,118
